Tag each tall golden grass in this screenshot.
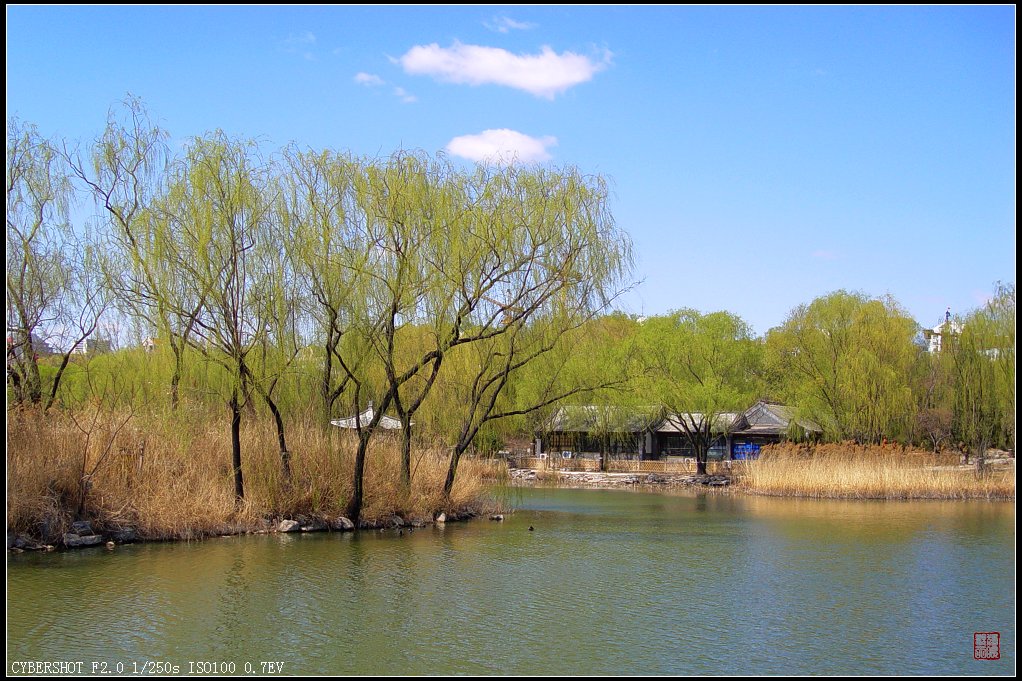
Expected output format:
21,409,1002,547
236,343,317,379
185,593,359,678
7,407,502,542
736,442,1015,500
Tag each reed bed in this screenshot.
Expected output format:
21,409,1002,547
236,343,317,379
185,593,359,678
736,442,1014,500
7,407,500,542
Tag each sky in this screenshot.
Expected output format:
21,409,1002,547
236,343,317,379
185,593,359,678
6,5,1016,336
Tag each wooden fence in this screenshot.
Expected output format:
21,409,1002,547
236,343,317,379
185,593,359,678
517,457,602,472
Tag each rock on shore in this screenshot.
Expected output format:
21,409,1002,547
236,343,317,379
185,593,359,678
509,468,732,489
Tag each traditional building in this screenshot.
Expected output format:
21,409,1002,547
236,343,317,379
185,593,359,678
535,405,660,460
728,401,820,459
535,400,820,461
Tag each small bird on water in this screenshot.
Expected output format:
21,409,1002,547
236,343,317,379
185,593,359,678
528,526,534,532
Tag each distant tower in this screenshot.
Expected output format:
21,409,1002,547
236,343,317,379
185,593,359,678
945,306,951,323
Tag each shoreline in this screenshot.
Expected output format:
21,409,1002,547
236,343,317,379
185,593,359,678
6,507,505,555
508,461,1016,501
509,468,733,490
9,457,1014,555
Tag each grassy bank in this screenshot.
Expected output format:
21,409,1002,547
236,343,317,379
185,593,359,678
736,442,1015,500
7,407,502,543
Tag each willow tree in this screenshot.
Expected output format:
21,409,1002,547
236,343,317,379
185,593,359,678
279,146,364,426
40,236,112,412
6,119,73,405
438,162,634,494
442,307,634,491
160,132,276,500
946,282,1015,467
317,154,632,522
765,291,920,443
68,97,211,411
332,152,463,515
635,310,761,475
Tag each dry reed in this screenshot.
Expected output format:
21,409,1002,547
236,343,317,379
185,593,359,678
736,442,1015,500
6,407,501,542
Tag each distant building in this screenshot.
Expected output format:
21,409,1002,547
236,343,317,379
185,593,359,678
87,338,113,354
535,400,820,461
71,337,114,355
922,313,963,354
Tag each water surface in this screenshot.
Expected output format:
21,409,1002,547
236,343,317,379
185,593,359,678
7,488,1015,674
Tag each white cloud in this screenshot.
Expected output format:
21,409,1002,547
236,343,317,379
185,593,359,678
282,31,317,61
285,31,316,47
393,87,417,104
354,73,416,103
484,16,536,34
811,249,838,260
354,72,385,86
399,42,611,99
446,129,557,164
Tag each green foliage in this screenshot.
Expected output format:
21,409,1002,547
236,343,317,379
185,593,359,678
8,100,1016,508
632,309,762,470
636,309,761,415
946,282,1015,457
765,291,920,443
6,119,73,404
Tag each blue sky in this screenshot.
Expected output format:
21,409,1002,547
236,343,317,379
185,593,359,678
7,6,1015,335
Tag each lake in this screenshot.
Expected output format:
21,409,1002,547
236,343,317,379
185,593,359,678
6,488,1015,675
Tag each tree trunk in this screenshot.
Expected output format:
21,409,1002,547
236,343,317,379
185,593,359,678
169,336,183,411
445,412,480,499
400,417,413,491
241,370,257,418
321,324,334,426
346,430,371,525
43,350,76,412
974,439,988,476
230,388,245,501
264,392,292,482
24,357,43,405
13,331,42,405
443,442,469,498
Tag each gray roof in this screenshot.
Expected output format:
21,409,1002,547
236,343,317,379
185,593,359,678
331,403,404,430
655,412,739,434
539,401,820,437
732,401,820,436
543,405,660,433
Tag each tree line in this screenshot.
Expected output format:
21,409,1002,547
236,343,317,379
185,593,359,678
8,100,1015,514
7,100,633,523
566,286,1014,473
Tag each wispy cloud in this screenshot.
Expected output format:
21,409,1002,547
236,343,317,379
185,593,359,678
484,16,536,34
282,31,317,61
354,72,385,86
398,42,611,99
354,73,416,103
811,249,838,260
446,129,557,164
285,31,316,47
393,86,417,104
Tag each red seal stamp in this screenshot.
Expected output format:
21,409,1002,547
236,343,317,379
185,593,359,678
974,632,1000,660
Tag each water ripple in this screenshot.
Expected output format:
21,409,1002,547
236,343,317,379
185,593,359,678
7,491,1015,675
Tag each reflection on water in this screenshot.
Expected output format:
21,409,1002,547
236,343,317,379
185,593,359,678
7,489,1014,675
